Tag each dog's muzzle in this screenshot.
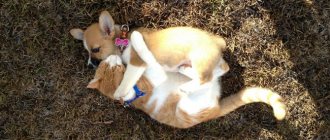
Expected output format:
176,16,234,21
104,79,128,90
88,58,101,68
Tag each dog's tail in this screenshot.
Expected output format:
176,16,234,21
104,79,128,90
217,87,286,120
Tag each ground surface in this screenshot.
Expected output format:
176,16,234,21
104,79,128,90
1,0,329,139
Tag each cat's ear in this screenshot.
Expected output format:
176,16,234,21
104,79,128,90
87,78,100,89
99,11,115,37
220,61,230,74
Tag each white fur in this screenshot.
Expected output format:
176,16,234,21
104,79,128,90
104,55,136,101
109,47,225,116
115,31,227,101
145,63,223,116
130,31,160,66
83,39,93,66
121,44,131,64
177,67,222,115
179,66,199,79
177,88,218,116
201,64,224,98
122,89,136,101
129,32,224,96
87,57,92,67
105,55,122,67
113,64,146,100
144,66,167,87
146,72,189,114
146,80,176,114
177,66,201,93
82,39,90,53
114,31,168,100
145,70,220,116
130,31,167,86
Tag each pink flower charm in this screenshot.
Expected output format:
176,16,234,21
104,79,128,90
115,38,129,46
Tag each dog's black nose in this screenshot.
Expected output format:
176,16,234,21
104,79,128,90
91,58,101,66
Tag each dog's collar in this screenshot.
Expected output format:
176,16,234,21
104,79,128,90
115,25,130,54
123,85,145,108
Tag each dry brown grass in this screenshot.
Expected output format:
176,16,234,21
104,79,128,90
1,0,329,139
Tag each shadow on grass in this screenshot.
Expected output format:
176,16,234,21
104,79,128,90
221,50,300,139
261,0,329,138
221,50,245,98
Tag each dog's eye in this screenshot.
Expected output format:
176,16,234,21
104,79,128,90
91,47,100,53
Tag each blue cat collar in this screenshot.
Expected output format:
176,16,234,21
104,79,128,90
123,85,145,107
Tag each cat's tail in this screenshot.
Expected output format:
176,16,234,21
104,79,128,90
217,87,286,120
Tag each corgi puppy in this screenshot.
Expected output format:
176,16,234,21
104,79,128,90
70,11,229,100
87,56,286,128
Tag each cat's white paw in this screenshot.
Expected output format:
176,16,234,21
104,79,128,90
113,88,127,100
105,55,122,67
122,89,136,101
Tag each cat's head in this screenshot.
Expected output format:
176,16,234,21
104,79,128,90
87,55,125,100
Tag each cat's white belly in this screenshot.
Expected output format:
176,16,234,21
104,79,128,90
144,60,225,118
145,71,220,117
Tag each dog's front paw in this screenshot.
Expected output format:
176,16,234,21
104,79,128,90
105,55,122,67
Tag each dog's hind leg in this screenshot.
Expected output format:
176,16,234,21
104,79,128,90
178,66,208,93
178,46,218,94
179,56,228,94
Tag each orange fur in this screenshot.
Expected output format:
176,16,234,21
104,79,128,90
70,11,227,85
140,27,226,83
88,61,286,128
84,24,120,60
129,48,146,66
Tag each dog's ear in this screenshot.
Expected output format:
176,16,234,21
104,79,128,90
87,78,100,89
99,11,115,37
70,28,84,40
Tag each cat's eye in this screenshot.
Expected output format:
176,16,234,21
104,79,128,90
91,47,100,53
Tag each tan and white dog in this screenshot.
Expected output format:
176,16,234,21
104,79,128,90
87,56,286,128
70,11,229,101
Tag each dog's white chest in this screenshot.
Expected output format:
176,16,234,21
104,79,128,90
121,44,131,64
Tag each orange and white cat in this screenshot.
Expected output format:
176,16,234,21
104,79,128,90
70,11,228,101
87,55,286,128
